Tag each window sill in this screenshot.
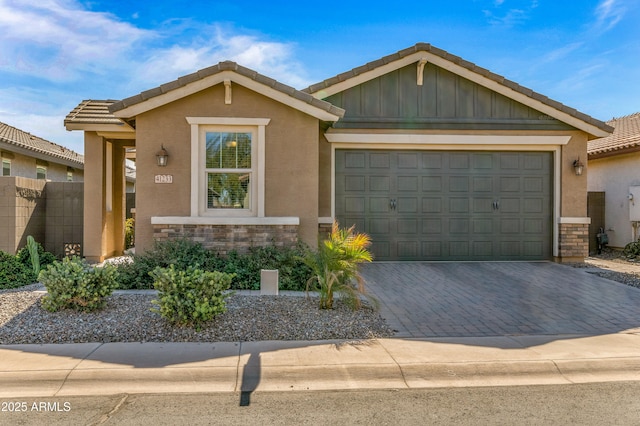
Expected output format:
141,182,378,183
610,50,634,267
151,216,300,226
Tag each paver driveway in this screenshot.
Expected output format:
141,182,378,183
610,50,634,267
361,262,640,338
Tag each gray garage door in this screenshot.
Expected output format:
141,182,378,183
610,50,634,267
335,150,553,261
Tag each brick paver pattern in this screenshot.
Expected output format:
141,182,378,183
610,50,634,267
361,262,640,338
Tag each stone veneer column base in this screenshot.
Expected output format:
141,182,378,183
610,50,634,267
557,222,589,262
152,224,298,255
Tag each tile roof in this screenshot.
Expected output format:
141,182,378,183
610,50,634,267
588,112,640,158
64,100,124,127
303,43,613,136
109,61,345,119
0,121,83,166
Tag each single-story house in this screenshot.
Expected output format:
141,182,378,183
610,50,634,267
65,43,613,263
587,112,640,248
0,121,84,181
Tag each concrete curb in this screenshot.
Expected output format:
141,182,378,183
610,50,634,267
1,333,640,397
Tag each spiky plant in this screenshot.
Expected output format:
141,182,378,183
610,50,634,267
303,221,376,310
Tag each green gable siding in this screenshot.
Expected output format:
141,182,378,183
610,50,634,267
326,63,574,131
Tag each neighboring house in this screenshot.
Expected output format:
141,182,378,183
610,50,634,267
65,43,612,263
0,121,84,181
587,112,640,249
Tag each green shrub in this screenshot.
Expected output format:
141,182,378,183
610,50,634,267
115,238,311,291
116,238,222,289
150,265,234,329
125,218,135,249
224,244,312,291
16,240,56,272
39,257,119,312
623,240,640,259
0,251,36,289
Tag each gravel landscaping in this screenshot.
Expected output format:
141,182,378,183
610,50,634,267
0,285,393,344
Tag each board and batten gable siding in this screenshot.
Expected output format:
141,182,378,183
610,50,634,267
325,62,576,132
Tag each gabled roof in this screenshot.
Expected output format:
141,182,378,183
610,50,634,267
303,43,613,139
588,112,640,159
109,61,344,122
0,121,83,167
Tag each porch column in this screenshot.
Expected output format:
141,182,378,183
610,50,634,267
83,131,105,262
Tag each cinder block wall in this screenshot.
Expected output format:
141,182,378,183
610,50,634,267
0,177,83,256
45,182,83,258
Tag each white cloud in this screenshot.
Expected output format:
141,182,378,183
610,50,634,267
541,42,584,63
133,27,311,90
0,0,151,80
594,0,626,32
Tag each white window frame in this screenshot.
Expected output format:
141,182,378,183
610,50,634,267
2,159,10,176
187,117,270,217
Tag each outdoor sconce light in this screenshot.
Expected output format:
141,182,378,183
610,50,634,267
573,157,584,176
156,145,169,167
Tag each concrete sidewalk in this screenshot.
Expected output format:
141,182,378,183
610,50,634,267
2,333,640,397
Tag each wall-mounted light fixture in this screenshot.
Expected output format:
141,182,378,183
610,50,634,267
156,145,169,167
573,157,584,176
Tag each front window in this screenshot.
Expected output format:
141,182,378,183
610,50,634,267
205,132,252,209
2,159,9,176
36,166,46,180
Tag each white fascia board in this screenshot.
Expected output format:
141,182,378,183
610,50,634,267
96,131,137,139
64,123,135,133
113,71,342,122
325,133,572,145
186,117,271,126
312,51,609,138
151,216,300,226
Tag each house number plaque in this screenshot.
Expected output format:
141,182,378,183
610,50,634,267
154,174,173,184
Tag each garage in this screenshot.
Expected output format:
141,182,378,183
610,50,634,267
335,149,553,261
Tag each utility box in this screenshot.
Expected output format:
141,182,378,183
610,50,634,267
630,186,640,221
260,269,279,295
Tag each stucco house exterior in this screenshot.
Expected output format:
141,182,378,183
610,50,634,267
587,112,640,248
1,121,84,182
65,43,612,263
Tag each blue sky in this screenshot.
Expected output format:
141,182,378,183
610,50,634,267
1,0,638,154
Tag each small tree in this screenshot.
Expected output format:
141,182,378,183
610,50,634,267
303,221,376,310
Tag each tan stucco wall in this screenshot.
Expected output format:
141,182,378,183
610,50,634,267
1,150,83,181
134,83,320,254
588,151,640,248
560,131,588,217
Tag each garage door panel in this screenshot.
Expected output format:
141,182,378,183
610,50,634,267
423,176,443,191
398,218,419,234
398,153,418,168
422,241,442,257
423,218,442,234
523,218,544,234
500,153,520,169
449,241,470,256
423,198,443,213
500,218,520,234
449,153,470,169
344,152,366,168
449,218,469,233
473,218,494,233
344,176,365,191
369,153,390,168
473,176,493,192
397,197,418,213
370,176,390,191
449,198,469,213
370,197,390,213
345,197,365,213
398,176,418,191
500,177,521,192
473,198,494,213
371,241,390,259
523,198,544,213
500,198,520,213
472,241,493,256
472,153,494,169
369,218,390,234
397,241,419,258
422,153,444,169
524,177,544,192
449,176,470,192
